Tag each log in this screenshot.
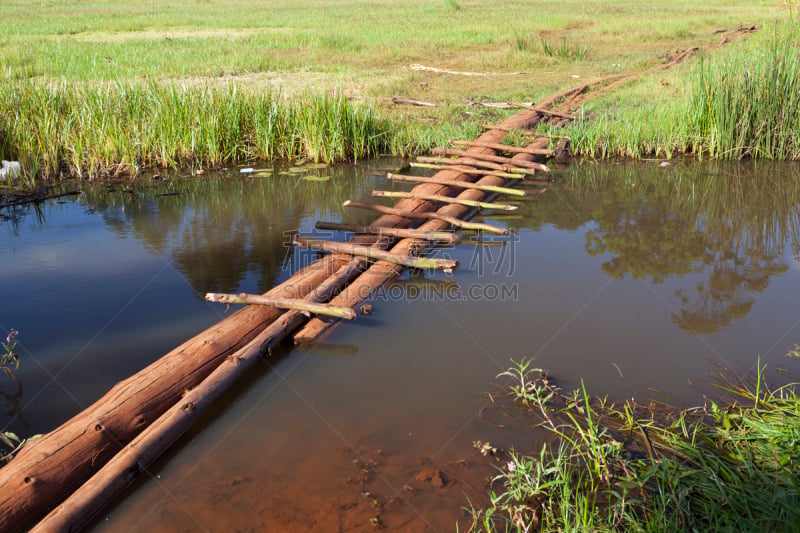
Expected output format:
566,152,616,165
432,148,550,173
33,259,366,532
387,172,527,197
205,293,357,320
451,140,554,157
408,162,527,180
294,236,459,273
371,190,518,211
416,156,535,176
0,255,352,532
343,200,509,235
295,128,550,343
314,221,460,244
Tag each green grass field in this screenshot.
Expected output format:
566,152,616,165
0,1,794,182
3,1,784,101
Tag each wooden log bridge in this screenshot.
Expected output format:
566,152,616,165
1,104,554,532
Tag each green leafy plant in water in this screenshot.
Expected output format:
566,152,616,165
1,329,19,377
0,431,39,464
468,357,800,532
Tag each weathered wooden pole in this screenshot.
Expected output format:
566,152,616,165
205,292,358,319
294,236,460,272
409,162,527,179
432,148,550,172
387,172,527,197
32,258,367,532
343,200,509,235
0,255,352,531
372,190,518,211
314,221,461,244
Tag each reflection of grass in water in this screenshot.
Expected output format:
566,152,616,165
518,162,800,333
78,167,383,293
468,358,800,532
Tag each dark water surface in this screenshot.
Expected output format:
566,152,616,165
2,160,800,531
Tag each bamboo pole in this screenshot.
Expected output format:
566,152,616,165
343,200,509,235
295,133,550,344
294,236,459,273
432,148,550,173
205,293,357,320
416,156,535,176
315,221,460,244
409,162,526,179
387,172,526,197
372,190,518,211
34,259,366,532
451,140,554,156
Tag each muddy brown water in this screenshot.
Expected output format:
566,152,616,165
2,160,800,531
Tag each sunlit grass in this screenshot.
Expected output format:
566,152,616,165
551,21,800,160
468,358,800,532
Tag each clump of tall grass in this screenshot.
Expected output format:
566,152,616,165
468,358,800,532
540,36,588,61
554,21,800,161
0,81,395,182
689,23,800,159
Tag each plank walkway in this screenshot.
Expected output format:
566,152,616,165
2,106,560,532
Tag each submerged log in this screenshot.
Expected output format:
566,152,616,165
205,292,357,319
294,236,459,273
0,255,352,531
315,221,460,244
372,190,518,211
387,172,527,197
33,258,366,532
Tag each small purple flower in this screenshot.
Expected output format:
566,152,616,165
507,461,516,473
6,329,18,345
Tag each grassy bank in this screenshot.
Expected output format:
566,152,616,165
0,1,789,185
0,82,494,184
554,21,800,160
469,358,800,532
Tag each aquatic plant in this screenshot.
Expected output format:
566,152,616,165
468,358,800,532
1,330,18,378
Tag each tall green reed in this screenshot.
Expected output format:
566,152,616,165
690,23,800,159
0,81,396,183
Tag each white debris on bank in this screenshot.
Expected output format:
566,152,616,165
0,160,21,183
